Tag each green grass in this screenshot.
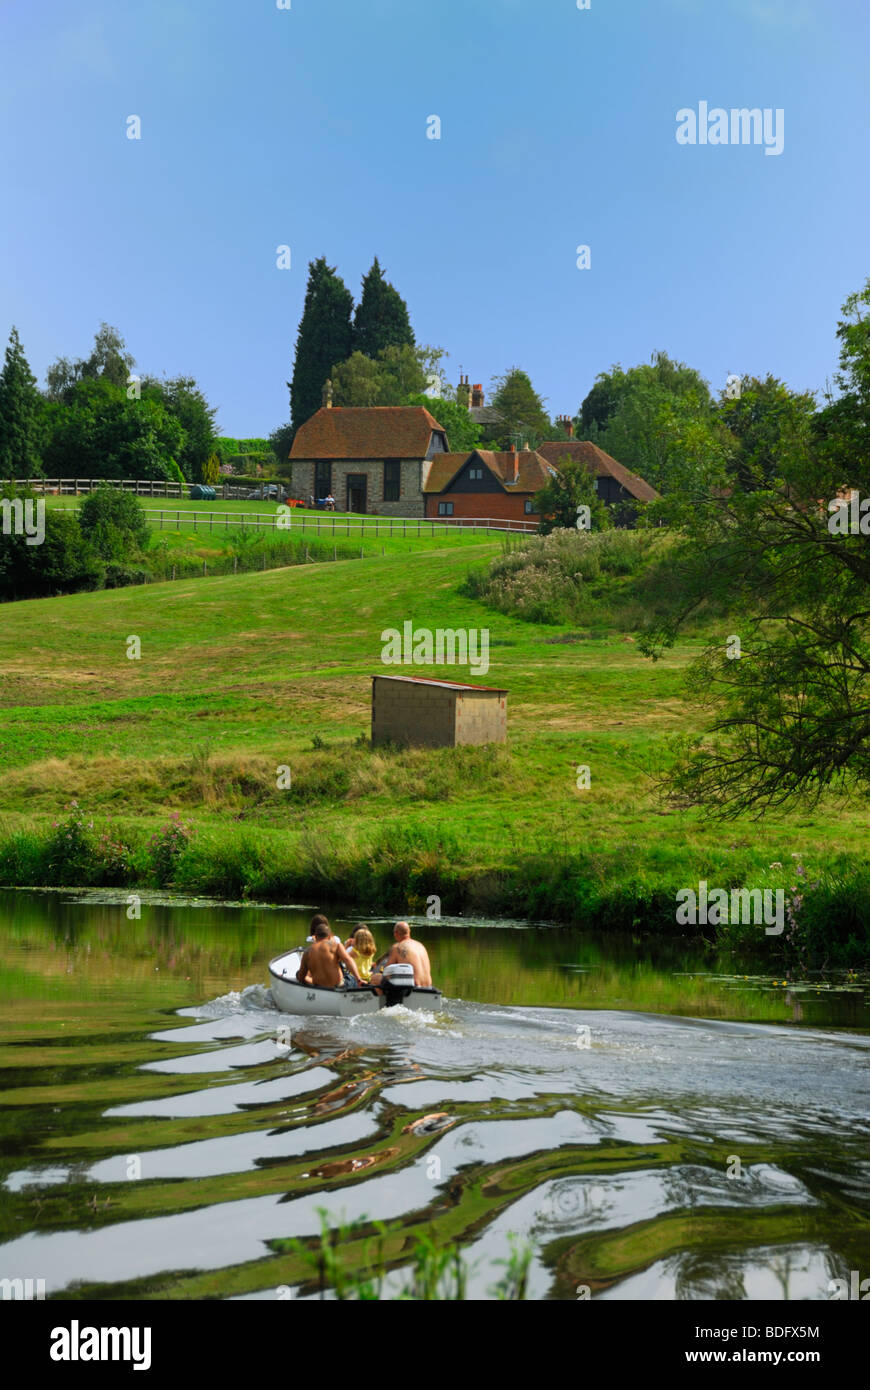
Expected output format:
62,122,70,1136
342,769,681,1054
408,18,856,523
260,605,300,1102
47,493,500,540
0,537,868,959
44,495,501,578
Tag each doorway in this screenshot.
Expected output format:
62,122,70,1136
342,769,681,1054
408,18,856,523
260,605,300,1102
346,474,367,515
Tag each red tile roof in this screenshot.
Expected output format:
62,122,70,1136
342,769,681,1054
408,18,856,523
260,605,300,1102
536,441,659,502
290,406,447,460
423,449,555,494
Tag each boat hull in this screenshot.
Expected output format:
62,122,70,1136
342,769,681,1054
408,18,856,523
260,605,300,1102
268,950,442,1018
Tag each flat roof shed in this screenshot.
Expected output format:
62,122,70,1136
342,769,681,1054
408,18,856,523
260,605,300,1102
371,675,508,749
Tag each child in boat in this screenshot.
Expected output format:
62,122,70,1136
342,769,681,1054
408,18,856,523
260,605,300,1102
346,926,377,983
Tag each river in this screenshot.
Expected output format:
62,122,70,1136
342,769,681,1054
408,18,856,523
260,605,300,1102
1,888,868,1301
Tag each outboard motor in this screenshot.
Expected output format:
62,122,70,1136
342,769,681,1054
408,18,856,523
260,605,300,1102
381,962,416,1008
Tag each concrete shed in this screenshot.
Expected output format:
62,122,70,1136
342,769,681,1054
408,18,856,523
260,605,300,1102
371,675,508,749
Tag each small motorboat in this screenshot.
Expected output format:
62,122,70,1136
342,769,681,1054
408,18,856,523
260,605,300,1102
268,948,442,1018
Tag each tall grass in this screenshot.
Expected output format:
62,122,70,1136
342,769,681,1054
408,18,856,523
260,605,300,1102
463,529,716,631
2,804,867,963
286,1210,531,1300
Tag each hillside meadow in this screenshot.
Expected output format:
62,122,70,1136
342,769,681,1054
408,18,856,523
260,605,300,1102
0,534,867,961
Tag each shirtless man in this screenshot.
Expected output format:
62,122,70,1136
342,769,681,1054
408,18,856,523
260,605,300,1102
297,921,362,989
371,922,432,988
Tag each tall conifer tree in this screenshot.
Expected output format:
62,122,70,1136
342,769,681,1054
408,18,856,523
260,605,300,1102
0,327,43,478
352,257,414,359
289,258,354,433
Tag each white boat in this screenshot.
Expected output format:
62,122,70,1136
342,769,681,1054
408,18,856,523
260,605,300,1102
268,948,442,1018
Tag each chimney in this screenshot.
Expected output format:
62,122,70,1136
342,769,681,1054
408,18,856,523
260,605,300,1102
557,413,574,438
322,378,334,409
507,448,519,484
456,374,472,409
471,383,484,409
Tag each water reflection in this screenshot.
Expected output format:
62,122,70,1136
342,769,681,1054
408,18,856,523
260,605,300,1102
0,889,868,1301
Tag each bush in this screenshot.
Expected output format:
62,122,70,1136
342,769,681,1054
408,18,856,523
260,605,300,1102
79,485,150,562
148,811,195,886
224,473,281,488
462,529,680,628
104,563,150,588
37,802,134,886
0,496,104,601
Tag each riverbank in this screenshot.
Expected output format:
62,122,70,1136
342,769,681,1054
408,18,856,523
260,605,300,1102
1,543,868,965
1,806,869,965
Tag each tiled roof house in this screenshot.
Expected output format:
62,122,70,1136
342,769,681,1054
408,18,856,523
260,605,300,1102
288,397,659,525
423,448,556,523
289,405,450,517
536,440,660,517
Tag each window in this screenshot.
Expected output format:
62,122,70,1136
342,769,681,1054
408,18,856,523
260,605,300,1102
468,467,483,480
314,461,331,499
524,500,534,514
384,459,400,501
438,501,454,516
426,432,448,457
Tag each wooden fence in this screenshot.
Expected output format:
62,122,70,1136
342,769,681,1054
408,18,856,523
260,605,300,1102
143,510,536,537
15,477,261,500
14,478,539,537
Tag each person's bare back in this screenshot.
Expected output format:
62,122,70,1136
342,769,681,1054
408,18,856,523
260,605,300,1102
298,924,361,988
386,924,432,987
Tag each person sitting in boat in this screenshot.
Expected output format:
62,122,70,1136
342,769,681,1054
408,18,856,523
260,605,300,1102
346,926,377,983
297,921,362,990
300,912,333,978
371,922,432,990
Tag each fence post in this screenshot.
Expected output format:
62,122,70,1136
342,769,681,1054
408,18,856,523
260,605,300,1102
234,556,238,574
203,560,207,576
171,565,176,581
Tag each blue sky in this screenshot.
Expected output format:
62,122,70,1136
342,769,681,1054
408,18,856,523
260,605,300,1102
1,0,868,436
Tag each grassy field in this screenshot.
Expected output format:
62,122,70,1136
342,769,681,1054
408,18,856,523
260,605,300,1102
0,536,866,957
45,495,504,571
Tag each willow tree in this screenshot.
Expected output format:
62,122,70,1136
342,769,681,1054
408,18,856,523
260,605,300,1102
643,281,870,816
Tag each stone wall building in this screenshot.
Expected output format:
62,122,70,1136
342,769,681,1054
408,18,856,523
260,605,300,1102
371,675,508,749
289,402,449,518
